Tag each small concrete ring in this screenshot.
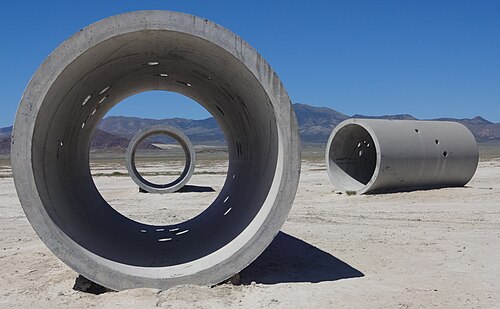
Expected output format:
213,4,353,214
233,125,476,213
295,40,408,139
126,125,196,193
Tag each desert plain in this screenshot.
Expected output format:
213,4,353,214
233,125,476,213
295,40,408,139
0,144,499,308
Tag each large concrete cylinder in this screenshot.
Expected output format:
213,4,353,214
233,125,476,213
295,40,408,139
11,11,300,290
326,118,478,194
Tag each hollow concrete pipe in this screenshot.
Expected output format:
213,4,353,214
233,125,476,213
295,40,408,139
11,11,300,290
326,118,478,194
126,125,196,193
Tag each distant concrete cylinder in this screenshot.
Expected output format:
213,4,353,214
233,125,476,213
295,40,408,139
11,11,300,290
126,125,196,193
326,119,479,194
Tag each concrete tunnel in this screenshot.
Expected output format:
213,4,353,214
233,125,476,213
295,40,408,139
11,11,301,290
126,125,197,194
326,119,479,194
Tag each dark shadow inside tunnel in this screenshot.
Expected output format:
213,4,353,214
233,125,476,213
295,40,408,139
240,232,364,284
328,124,377,188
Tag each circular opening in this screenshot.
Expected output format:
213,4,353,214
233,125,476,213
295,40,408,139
327,124,377,192
134,134,187,186
443,151,448,157
415,128,419,133
125,124,197,196
435,139,439,145
14,11,301,291
126,127,195,192
90,92,227,226
31,28,280,268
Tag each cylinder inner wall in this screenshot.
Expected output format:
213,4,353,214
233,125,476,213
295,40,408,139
30,30,279,267
328,124,376,191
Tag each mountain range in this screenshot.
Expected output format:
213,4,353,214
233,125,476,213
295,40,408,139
1,103,499,155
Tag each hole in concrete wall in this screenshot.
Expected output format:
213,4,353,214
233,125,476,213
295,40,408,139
236,141,242,157
99,86,111,95
82,95,91,106
216,105,225,116
328,124,377,191
415,128,419,133
176,81,192,87
89,91,228,227
98,96,108,104
443,151,448,157
435,139,439,145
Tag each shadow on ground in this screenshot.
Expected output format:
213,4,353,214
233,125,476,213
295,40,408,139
368,185,472,195
139,185,215,193
73,231,363,292
176,185,215,193
240,231,364,284
73,275,113,295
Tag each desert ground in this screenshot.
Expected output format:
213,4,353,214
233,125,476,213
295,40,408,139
0,145,499,308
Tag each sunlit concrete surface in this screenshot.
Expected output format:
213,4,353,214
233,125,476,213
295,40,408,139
326,119,478,194
11,10,300,290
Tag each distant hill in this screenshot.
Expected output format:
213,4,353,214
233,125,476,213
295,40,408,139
0,126,12,139
0,129,156,155
98,116,225,144
0,137,10,155
95,105,500,144
97,103,350,145
352,114,417,121
294,103,349,143
1,103,499,155
432,116,492,126
90,129,157,152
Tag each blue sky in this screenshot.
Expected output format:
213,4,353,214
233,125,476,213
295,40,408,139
0,0,499,127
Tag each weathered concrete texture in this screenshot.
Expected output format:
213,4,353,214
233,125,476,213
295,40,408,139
326,119,478,194
11,11,300,290
126,125,196,193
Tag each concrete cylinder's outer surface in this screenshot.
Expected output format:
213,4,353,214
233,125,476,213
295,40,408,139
11,11,300,290
326,119,478,194
126,125,196,193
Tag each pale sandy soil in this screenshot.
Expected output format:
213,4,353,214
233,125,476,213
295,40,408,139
1,159,499,308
